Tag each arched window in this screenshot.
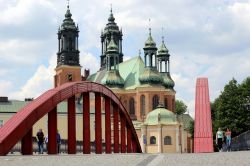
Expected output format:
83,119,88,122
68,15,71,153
152,95,159,110
140,95,145,117
164,98,168,109
146,54,150,67
129,98,135,115
150,136,156,145
152,54,156,67
164,136,172,145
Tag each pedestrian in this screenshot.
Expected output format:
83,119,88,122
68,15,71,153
225,128,232,152
216,127,224,152
36,129,44,154
57,130,61,153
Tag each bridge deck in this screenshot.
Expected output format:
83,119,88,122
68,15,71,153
0,151,249,166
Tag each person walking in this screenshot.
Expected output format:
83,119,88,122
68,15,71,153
225,128,232,152
36,129,44,154
216,127,224,152
56,130,61,154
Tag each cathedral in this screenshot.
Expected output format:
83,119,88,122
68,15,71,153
0,4,193,153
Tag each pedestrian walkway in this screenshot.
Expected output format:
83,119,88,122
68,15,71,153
0,151,249,166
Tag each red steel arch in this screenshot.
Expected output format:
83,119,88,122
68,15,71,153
0,81,142,155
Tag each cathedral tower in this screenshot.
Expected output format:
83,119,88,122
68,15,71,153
54,4,81,87
100,7,123,70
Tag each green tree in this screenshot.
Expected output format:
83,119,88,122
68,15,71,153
211,77,250,137
188,120,194,138
175,100,187,115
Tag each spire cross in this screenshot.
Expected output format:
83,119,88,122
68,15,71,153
110,4,113,13
161,27,164,43
149,18,151,35
67,0,70,8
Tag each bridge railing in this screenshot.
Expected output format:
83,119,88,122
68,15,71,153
231,130,250,151
9,138,124,154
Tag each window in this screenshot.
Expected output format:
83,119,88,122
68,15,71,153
164,98,168,109
0,120,3,127
152,95,159,110
150,136,156,145
164,136,172,145
172,99,175,112
129,98,135,115
140,95,145,117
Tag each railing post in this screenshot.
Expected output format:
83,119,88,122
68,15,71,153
68,95,76,154
83,92,90,154
113,104,119,153
120,113,126,153
21,128,33,155
105,97,111,154
48,107,57,154
95,93,102,154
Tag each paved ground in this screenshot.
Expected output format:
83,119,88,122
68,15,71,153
0,151,249,166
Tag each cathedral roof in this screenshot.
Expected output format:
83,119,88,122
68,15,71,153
88,56,167,90
101,70,124,88
161,72,175,89
139,67,163,85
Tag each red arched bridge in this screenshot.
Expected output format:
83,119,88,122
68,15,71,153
0,81,142,155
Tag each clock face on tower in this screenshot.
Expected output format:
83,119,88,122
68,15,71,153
67,74,73,81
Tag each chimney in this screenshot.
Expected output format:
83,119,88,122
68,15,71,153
0,97,8,102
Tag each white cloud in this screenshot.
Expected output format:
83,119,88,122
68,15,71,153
8,51,100,100
0,80,12,96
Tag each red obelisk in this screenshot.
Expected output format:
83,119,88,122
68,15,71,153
194,78,213,153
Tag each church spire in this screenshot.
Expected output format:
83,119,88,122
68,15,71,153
57,1,80,67
100,6,123,70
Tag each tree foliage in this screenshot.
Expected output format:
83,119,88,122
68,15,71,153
175,100,187,115
211,77,250,137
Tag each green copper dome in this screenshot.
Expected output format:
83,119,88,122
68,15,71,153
101,70,125,88
61,6,77,30
145,104,177,125
144,29,156,49
157,40,169,57
139,67,163,84
161,72,175,89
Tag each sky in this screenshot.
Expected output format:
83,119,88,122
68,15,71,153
0,0,250,117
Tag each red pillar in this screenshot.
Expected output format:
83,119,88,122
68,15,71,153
120,113,126,153
113,104,119,153
48,107,57,154
21,128,33,155
126,125,132,153
95,93,102,154
83,92,90,154
68,96,76,154
105,97,111,154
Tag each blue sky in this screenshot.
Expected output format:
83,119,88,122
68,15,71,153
1,0,250,117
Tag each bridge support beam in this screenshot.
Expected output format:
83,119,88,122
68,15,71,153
83,92,90,154
120,113,126,153
68,96,76,154
105,97,111,154
132,139,137,153
113,104,119,153
95,93,102,154
48,107,57,154
21,128,33,155
126,125,132,153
